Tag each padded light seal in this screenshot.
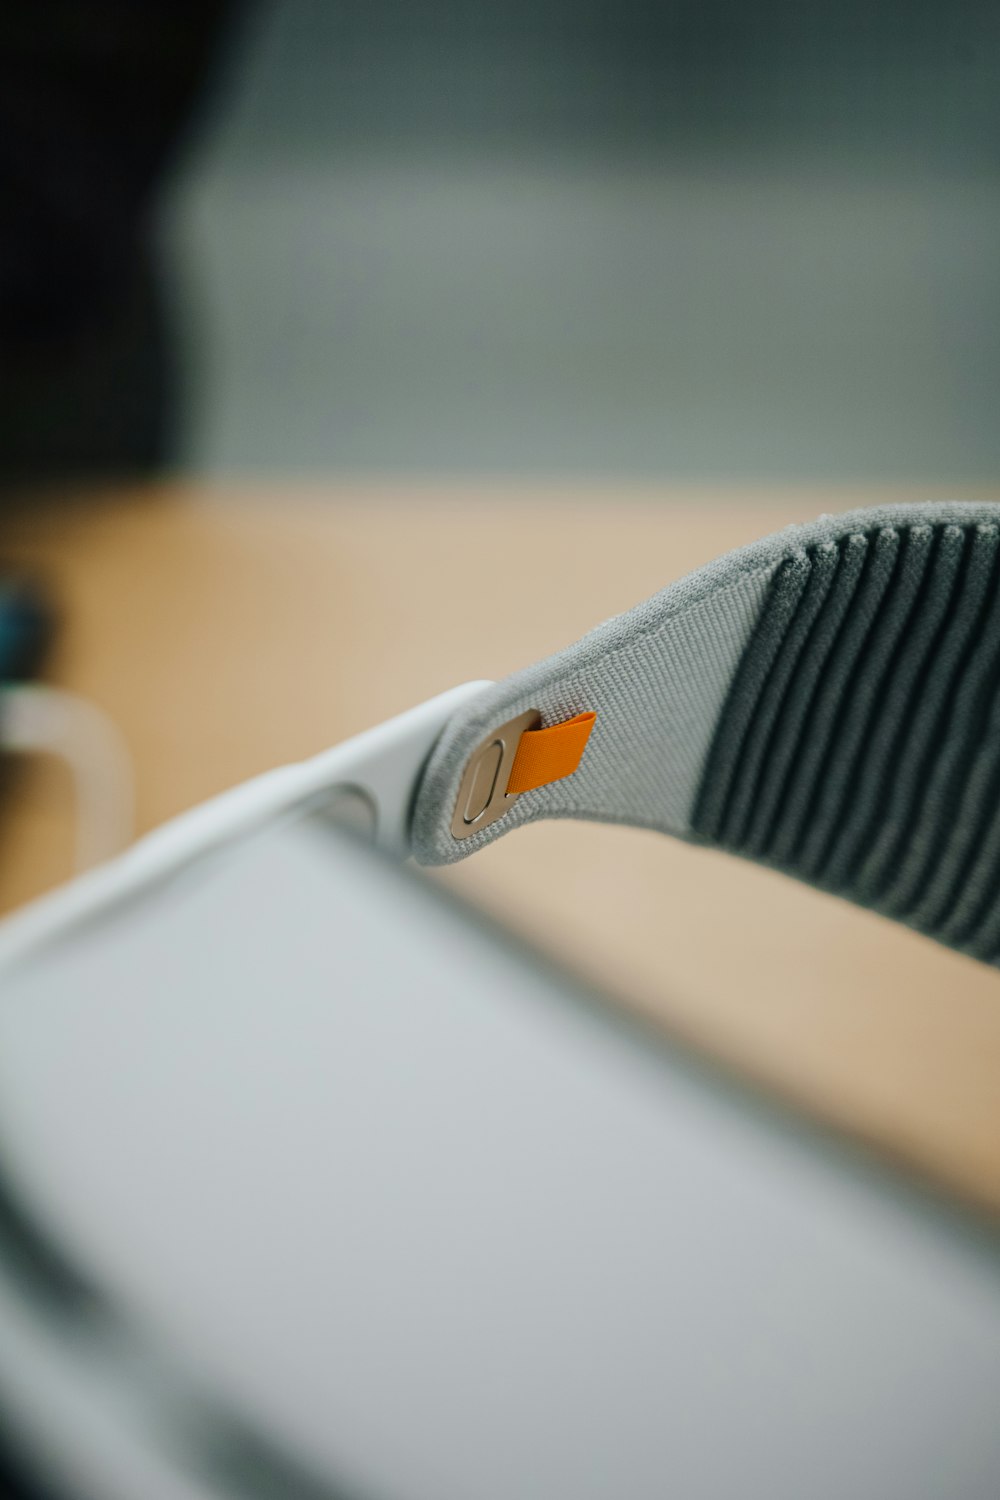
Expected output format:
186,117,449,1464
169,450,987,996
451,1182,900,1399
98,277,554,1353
411,502,1000,964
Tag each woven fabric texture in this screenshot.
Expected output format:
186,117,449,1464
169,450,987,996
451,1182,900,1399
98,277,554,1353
412,502,1000,966
410,559,777,864
692,511,1000,961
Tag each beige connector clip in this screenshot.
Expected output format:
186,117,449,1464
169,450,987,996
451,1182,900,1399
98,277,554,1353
450,709,541,841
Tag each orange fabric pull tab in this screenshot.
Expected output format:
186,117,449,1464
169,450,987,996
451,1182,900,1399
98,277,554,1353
505,711,597,795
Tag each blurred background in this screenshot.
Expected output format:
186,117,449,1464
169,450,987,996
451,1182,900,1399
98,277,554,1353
2,0,999,485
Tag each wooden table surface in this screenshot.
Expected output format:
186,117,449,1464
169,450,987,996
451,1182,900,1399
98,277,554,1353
5,481,1000,1216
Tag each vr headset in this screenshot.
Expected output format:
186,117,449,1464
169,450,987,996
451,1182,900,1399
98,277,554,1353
1,502,999,1500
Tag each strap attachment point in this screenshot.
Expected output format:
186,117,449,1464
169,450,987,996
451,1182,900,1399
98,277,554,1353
505,712,597,795
450,708,596,842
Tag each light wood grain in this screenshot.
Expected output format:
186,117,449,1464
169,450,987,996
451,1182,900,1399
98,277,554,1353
4,481,1000,1213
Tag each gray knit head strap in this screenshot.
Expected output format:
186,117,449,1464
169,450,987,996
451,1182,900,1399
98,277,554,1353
411,503,1000,966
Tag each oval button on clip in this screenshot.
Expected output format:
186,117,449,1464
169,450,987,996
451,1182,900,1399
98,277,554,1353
462,739,504,824
451,709,542,840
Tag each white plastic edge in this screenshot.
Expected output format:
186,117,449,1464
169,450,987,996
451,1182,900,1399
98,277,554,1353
0,681,493,977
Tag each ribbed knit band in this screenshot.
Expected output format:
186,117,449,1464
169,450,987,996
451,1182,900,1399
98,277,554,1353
692,516,1000,962
411,502,1000,964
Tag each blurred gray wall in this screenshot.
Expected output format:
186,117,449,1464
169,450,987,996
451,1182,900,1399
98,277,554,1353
164,0,1000,481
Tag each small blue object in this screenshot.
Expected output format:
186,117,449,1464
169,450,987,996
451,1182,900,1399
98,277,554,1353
0,576,53,683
